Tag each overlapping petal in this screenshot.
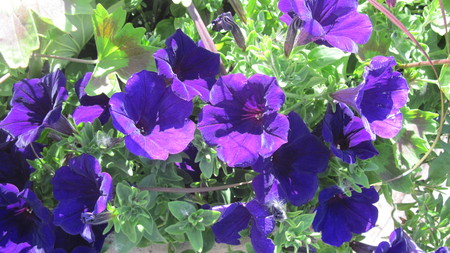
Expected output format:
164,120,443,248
322,103,378,163
253,112,329,206
0,184,54,252
198,73,289,167
278,0,372,53
0,70,71,147
109,70,195,160
154,29,220,101
312,186,379,247
331,56,409,139
73,72,110,125
52,154,112,243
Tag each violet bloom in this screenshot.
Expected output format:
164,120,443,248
212,182,280,253
312,186,379,247
322,103,378,164
109,70,195,160
72,72,110,125
0,183,54,252
252,111,329,206
375,228,424,253
331,56,409,139
278,0,372,53
52,154,113,243
198,73,289,167
0,70,73,148
153,29,220,102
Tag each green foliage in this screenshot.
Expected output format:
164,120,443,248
87,4,157,96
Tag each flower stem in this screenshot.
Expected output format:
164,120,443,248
33,53,98,65
0,73,11,85
139,180,252,193
398,59,450,68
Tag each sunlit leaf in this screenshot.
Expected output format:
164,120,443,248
86,4,157,96
0,0,93,68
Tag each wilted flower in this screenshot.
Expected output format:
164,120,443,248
198,73,289,167
278,0,372,53
109,70,195,160
153,29,220,102
386,0,396,8
375,228,424,253
331,56,409,139
212,12,246,50
0,183,54,252
52,154,113,243
0,70,73,148
72,72,110,125
312,186,379,247
253,111,329,206
322,103,378,163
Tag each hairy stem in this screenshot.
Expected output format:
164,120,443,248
139,180,252,193
398,59,450,68
33,53,98,65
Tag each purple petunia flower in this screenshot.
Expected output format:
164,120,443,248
212,182,280,253
375,228,425,253
331,56,409,139
278,0,372,53
252,111,329,206
52,154,113,243
198,73,289,167
322,103,378,163
153,29,220,102
0,183,54,252
109,70,195,160
0,70,73,148
312,186,379,247
72,72,110,125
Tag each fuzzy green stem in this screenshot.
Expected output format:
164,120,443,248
33,53,98,65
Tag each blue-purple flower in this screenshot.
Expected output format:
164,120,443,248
153,29,220,102
52,154,113,243
322,103,378,163
312,186,379,247
278,0,372,53
375,228,424,253
52,226,106,253
72,72,110,125
252,111,329,206
198,73,289,167
109,70,195,160
0,183,54,252
331,56,409,139
212,182,280,253
0,70,73,148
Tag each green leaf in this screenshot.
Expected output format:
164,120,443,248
372,142,414,193
429,151,450,184
87,4,157,96
402,108,439,138
308,46,349,69
199,158,213,178
165,221,190,235
438,63,450,101
116,182,133,206
395,129,428,168
42,14,94,69
168,201,196,221
0,0,93,68
186,229,203,252
114,231,140,253
198,210,221,226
